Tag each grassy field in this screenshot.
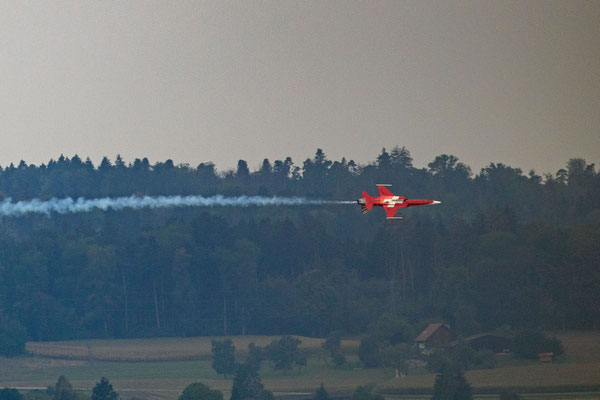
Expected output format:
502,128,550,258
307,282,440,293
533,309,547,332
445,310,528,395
25,335,358,361
1,331,599,400
0,356,389,400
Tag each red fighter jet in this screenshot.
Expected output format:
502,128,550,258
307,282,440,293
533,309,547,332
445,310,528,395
357,184,441,219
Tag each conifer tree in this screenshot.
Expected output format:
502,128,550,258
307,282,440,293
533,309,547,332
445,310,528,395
313,384,329,400
52,376,77,400
431,366,472,400
91,377,118,400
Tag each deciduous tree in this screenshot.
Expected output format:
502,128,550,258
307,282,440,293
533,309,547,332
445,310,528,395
179,383,222,400
267,336,302,375
211,339,236,378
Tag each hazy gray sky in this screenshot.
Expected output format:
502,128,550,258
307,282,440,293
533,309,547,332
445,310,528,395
1,0,599,174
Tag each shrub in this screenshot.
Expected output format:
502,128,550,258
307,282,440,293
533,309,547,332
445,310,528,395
426,348,453,373
499,390,520,400
474,349,496,369
246,343,265,371
322,331,341,359
358,335,381,368
23,391,50,400
0,388,23,400
427,345,496,372
511,330,564,359
179,383,223,400
332,351,346,367
350,385,383,400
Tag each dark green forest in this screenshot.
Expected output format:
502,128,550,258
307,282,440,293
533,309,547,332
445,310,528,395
0,147,598,345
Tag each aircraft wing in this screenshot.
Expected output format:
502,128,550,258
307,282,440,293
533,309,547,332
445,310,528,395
378,185,395,197
385,205,402,219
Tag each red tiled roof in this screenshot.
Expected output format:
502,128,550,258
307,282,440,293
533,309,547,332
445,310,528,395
464,333,490,341
415,323,450,342
464,333,509,342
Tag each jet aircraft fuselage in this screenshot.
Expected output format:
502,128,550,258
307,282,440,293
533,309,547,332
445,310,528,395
357,184,440,219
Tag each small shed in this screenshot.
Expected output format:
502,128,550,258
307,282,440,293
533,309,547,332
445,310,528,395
538,352,554,362
464,333,511,353
415,323,457,350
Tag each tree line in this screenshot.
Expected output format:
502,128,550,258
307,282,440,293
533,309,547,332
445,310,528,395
0,376,117,400
0,147,599,354
0,374,398,400
211,336,307,378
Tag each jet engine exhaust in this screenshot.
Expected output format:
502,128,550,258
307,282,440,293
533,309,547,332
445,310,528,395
0,195,354,218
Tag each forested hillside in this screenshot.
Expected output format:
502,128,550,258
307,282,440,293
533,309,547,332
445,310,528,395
0,148,598,345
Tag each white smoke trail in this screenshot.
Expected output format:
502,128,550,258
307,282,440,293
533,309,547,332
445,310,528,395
0,195,355,218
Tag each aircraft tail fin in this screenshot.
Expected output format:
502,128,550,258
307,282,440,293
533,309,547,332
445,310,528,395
362,191,375,210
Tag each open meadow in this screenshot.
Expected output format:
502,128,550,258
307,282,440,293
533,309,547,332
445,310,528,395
1,331,599,400
24,335,344,362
